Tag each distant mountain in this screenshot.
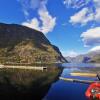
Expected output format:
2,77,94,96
65,55,87,63
0,23,67,64
65,56,76,63
65,50,100,63
87,50,100,63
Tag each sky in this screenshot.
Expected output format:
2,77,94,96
0,0,100,57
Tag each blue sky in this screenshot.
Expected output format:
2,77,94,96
0,0,100,57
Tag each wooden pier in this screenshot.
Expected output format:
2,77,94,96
59,77,100,84
0,64,47,71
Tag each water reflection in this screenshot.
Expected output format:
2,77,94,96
45,80,88,100
62,63,100,68
45,63,100,100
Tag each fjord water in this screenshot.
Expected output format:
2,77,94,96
45,63,100,100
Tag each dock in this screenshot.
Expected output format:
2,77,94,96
0,64,47,71
59,77,100,84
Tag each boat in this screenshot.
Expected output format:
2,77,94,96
85,82,100,100
60,72,100,100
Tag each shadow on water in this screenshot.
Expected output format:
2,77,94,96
0,66,62,100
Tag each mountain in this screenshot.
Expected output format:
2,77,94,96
65,56,76,63
65,50,100,63
87,50,100,63
0,23,67,64
65,54,89,63
89,56,100,63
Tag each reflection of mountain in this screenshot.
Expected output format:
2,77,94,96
65,50,100,63
0,23,67,64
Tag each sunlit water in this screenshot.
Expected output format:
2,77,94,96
44,63,100,100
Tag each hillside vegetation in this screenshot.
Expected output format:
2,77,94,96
0,23,67,64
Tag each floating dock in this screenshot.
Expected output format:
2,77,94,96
59,77,99,84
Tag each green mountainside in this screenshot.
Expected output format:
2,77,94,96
0,23,67,64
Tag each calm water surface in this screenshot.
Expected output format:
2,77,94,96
45,63,100,100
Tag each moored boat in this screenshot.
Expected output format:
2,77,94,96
85,82,100,100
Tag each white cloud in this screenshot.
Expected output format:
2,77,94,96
69,8,94,25
22,0,56,34
94,0,100,7
89,46,100,52
69,0,100,25
17,0,42,16
22,11,56,34
62,50,79,57
30,0,41,9
81,27,100,46
38,6,56,34
22,18,40,31
91,0,100,22
63,0,90,9
95,8,100,21
63,0,100,26
69,8,100,25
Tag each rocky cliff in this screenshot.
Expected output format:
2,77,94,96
0,23,67,64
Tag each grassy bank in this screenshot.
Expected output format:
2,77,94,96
0,67,62,100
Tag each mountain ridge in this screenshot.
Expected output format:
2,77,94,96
0,23,67,64
65,50,100,63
